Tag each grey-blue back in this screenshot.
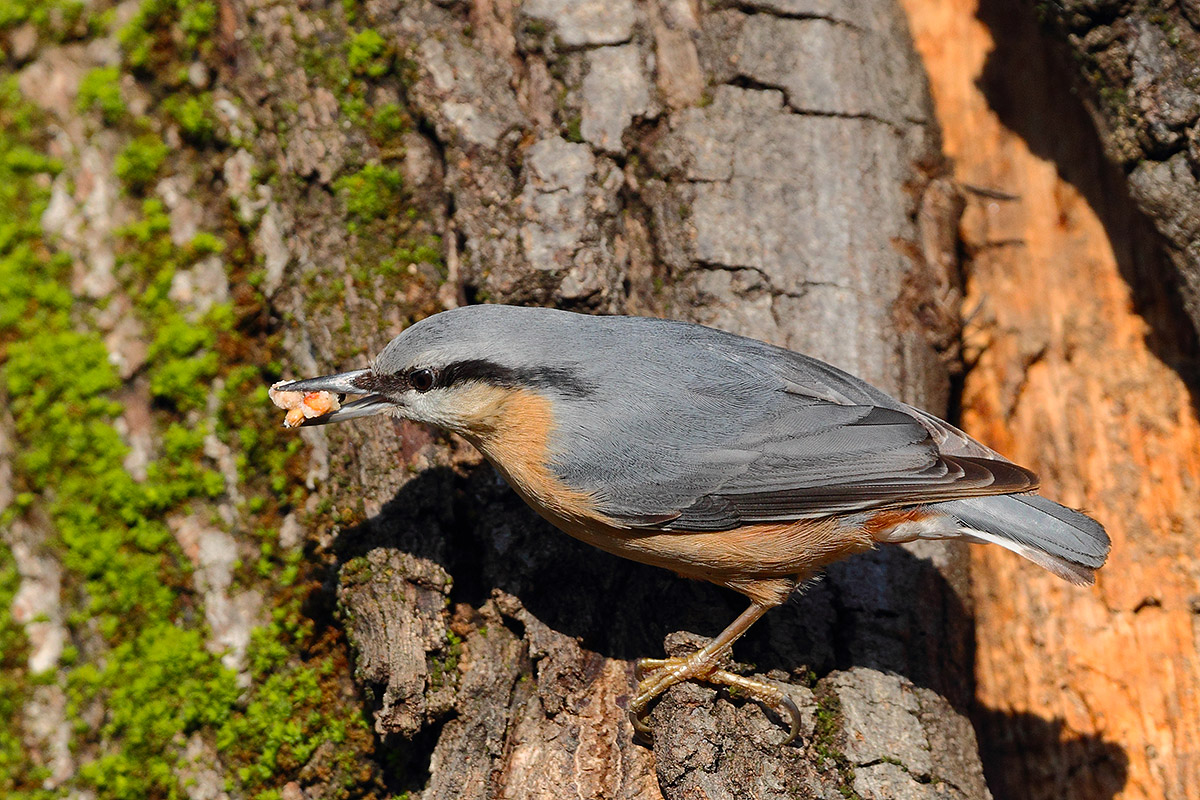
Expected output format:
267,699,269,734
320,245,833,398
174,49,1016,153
385,305,1035,531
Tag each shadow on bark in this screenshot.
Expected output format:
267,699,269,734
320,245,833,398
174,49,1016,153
974,0,1200,407
333,463,963,685
975,707,1130,800
328,463,1130,797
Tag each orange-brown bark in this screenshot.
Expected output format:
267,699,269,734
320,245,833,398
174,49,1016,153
900,3,1200,799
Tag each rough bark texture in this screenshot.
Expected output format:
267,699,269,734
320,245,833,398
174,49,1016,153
0,0,997,798
1030,0,1200,342
325,2,987,798
902,3,1200,800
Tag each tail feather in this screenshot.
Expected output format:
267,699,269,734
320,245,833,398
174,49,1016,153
933,494,1111,585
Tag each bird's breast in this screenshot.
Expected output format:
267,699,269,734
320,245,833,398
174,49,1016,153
457,384,610,530
456,384,876,606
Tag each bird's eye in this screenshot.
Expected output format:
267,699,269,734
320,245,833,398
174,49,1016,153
410,368,435,393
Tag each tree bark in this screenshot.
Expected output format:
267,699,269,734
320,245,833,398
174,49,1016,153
319,2,989,798
902,3,1200,800
1027,1,1200,344
0,1,1002,798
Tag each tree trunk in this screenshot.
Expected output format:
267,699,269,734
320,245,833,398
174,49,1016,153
1031,1,1200,343
1,1,1000,798
901,3,1200,800
327,2,996,798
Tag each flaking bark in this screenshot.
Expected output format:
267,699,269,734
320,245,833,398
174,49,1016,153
901,4,1200,799
0,0,997,797
317,1,990,798
1031,1,1200,343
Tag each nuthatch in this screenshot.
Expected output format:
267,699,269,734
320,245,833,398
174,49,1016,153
274,304,1110,742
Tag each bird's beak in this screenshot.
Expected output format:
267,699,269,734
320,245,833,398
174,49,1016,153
272,368,396,426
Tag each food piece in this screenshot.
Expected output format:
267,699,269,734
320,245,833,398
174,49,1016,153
269,382,341,427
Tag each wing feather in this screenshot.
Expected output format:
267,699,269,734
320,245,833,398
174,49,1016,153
591,393,1035,532
544,318,1037,532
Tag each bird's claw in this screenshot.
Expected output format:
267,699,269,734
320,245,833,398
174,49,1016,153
629,706,655,743
712,669,802,744
629,653,707,742
633,657,671,681
630,655,802,745
779,688,802,744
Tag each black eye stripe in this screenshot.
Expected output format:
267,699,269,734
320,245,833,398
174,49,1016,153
437,360,595,398
356,359,595,398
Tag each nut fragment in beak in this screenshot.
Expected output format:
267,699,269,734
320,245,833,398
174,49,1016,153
269,382,342,428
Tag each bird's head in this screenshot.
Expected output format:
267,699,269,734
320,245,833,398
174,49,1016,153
272,305,598,441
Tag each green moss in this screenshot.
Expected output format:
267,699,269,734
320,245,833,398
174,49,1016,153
0,7,406,795
120,196,172,245
298,35,352,99
147,423,225,503
565,114,583,143
120,0,215,71
340,94,368,127
371,101,409,141
369,235,443,280
70,624,241,798
5,329,123,489
812,689,860,797
214,366,303,501
58,581,367,798
395,56,419,90
1,319,226,637
190,230,225,256
340,556,372,586
1,74,211,795
523,18,547,39
115,199,227,328
77,66,125,125
0,545,48,795
163,92,216,144
427,631,462,692
813,690,839,753
1099,85,1129,116
118,3,157,69
0,0,85,36
220,630,336,791
347,28,391,78
178,0,216,47
0,70,215,796
334,163,403,227
114,133,169,192
146,311,223,410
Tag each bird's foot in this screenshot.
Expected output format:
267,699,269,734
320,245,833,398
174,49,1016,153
630,653,801,744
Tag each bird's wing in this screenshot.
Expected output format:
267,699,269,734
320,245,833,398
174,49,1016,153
584,376,1036,532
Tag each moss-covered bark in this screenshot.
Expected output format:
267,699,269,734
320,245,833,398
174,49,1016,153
1,1,991,798
0,1,396,796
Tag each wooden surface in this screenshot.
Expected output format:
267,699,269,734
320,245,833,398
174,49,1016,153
1,0,993,795
332,1,992,797
900,3,1200,799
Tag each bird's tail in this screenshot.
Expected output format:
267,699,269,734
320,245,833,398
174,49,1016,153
932,494,1111,585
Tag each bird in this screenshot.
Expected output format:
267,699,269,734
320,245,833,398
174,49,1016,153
273,303,1110,742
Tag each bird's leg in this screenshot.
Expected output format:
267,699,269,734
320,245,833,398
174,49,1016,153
632,604,768,701
630,602,801,743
